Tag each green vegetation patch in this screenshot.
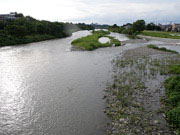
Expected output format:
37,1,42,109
108,20,146,39
0,15,94,47
71,30,121,51
147,44,178,54
164,75,180,133
105,35,121,46
168,65,180,74
141,31,180,39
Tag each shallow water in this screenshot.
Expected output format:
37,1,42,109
157,45,180,54
0,31,156,135
109,32,129,41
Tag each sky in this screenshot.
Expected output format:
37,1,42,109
0,0,180,25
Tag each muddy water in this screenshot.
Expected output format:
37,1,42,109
0,31,164,135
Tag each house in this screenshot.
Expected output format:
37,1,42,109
158,24,172,31
0,12,16,21
172,24,180,32
123,23,132,30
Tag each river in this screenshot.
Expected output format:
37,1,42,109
0,30,177,135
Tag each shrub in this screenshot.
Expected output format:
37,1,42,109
168,65,180,74
147,44,159,49
166,106,180,127
164,75,180,132
165,76,180,95
5,25,27,37
147,44,178,54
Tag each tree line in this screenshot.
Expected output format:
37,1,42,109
0,14,94,46
108,20,161,38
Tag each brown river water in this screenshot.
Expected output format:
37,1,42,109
0,30,177,135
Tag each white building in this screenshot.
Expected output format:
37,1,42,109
0,12,16,21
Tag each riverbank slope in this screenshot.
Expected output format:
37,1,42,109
105,46,180,134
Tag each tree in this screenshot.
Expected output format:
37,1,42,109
146,23,161,31
0,21,6,30
132,20,145,32
25,22,36,34
14,18,27,25
146,23,156,30
37,24,47,34
5,25,27,37
156,26,161,31
26,16,36,21
112,24,118,28
15,13,24,18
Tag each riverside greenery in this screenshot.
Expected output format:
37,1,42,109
146,44,180,133
0,14,94,47
108,20,180,39
164,73,180,133
141,31,180,39
108,20,146,39
147,44,178,54
71,30,121,51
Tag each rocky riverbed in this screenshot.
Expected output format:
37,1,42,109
104,46,180,135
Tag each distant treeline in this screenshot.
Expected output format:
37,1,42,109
108,20,161,38
91,23,109,29
0,14,94,46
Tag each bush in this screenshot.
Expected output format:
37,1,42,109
164,75,180,131
147,44,159,49
168,65,180,74
5,25,27,37
166,106,180,127
147,44,178,54
165,92,180,107
165,76,180,95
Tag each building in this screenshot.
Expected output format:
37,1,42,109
172,24,180,32
123,23,132,30
158,24,172,31
0,12,16,21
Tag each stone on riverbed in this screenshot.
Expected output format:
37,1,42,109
98,37,110,44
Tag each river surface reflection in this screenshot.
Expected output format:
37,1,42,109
0,31,160,135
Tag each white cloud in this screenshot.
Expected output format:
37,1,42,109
0,0,179,24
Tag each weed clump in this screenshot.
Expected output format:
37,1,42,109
147,44,178,54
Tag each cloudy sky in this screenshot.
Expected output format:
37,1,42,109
0,0,180,25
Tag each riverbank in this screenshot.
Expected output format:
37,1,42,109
0,34,70,47
140,31,180,39
105,46,180,134
71,30,121,51
0,14,95,47
147,44,179,54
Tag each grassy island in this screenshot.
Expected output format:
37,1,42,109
71,30,121,51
